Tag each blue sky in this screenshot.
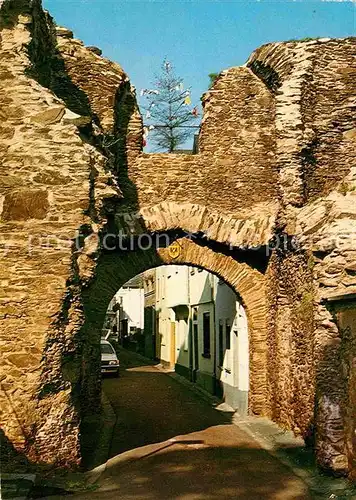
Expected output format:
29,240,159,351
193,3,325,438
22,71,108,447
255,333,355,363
43,0,354,149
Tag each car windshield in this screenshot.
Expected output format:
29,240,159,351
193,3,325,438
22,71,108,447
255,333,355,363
101,343,115,354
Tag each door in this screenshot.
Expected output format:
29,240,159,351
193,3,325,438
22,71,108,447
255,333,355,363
155,316,160,360
121,319,128,346
193,322,199,382
170,321,176,368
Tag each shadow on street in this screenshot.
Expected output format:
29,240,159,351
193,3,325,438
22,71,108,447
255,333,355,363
102,347,233,459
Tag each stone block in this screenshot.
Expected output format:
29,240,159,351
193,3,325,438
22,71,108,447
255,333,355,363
1,190,49,221
30,106,65,125
62,109,91,127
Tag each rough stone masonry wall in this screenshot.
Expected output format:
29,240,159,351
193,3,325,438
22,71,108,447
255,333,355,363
0,0,137,466
248,38,356,207
295,193,356,475
250,37,356,475
127,37,356,476
330,303,356,481
266,250,315,439
302,39,355,201
126,65,279,249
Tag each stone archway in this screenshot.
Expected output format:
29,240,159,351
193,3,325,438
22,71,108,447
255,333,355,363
1,0,354,476
135,201,277,249
81,237,268,412
29,235,268,466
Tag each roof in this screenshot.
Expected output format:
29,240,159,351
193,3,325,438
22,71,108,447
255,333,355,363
122,274,144,288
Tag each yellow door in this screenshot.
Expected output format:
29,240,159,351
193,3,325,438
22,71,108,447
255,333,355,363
155,316,160,359
170,322,176,368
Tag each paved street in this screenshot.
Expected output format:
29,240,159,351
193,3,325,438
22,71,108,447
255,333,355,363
103,348,235,459
67,349,312,499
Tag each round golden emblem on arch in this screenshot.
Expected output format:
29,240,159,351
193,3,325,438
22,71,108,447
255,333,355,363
168,240,182,259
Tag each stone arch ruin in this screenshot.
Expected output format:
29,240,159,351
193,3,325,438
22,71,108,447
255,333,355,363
0,0,355,479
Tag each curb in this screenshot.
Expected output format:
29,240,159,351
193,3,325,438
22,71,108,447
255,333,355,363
105,439,176,468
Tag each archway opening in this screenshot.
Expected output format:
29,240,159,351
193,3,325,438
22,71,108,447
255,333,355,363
81,263,251,468
78,235,269,470
103,265,249,411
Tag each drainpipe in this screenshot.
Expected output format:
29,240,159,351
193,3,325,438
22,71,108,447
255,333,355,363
212,275,217,395
188,267,193,381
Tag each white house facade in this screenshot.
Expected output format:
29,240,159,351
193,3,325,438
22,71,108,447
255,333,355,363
104,275,144,341
150,265,249,414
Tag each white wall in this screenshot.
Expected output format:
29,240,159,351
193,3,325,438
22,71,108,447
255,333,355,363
189,269,213,305
155,267,174,364
235,303,249,392
115,288,144,331
165,266,189,308
214,281,249,392
152,265,249,412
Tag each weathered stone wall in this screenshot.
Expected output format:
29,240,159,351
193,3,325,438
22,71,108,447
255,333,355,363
266,250,315,438
248,37,356,476
248,38,356,207
330,302,356,480
126,64,279,249
0,0,355,479
0,3,87,464
0,0,132,466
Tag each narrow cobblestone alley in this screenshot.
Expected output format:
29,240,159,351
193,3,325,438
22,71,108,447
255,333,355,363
69,348,313,499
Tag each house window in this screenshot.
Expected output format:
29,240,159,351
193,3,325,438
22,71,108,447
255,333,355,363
225,320,231,350
218,320,224,366
192,307,198,322
203,312,211,357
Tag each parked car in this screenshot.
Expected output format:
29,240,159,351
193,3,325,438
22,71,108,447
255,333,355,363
100,339,120,376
